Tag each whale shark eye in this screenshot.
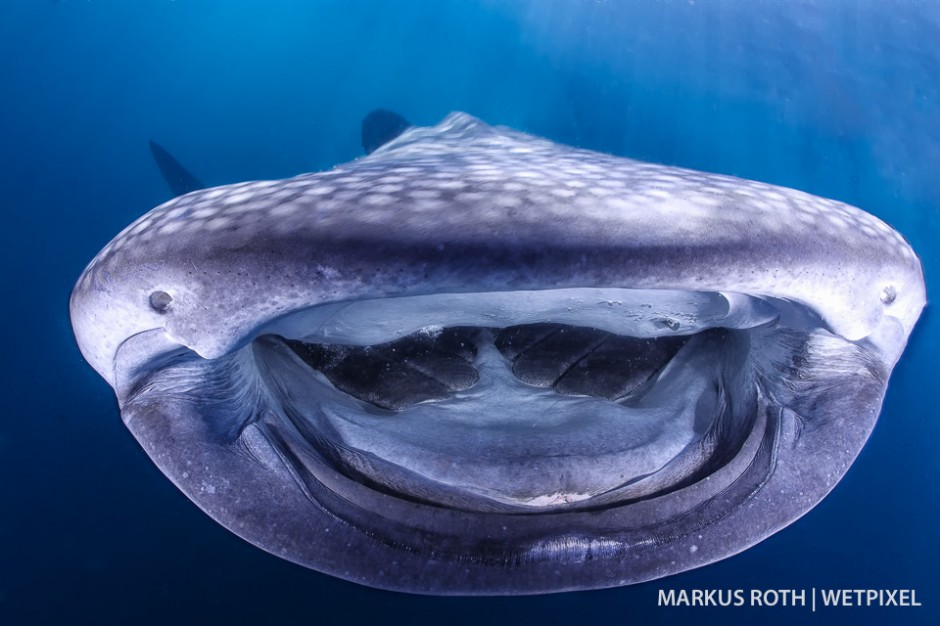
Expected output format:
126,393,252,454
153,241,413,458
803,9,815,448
880,285,897,305
148,290,173,313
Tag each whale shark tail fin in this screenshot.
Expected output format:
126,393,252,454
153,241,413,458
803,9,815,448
361,109,411,154
149,140,205,197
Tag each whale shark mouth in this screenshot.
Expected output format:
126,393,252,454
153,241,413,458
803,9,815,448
72,112,923,595
252,287,785,512
117,281,887,594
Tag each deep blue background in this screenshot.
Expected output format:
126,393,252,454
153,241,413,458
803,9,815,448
1,1,937,624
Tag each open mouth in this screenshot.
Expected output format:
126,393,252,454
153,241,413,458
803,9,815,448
251,287,782,514
115,281,888,593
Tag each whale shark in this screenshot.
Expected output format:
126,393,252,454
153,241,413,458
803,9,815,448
71,112,924,594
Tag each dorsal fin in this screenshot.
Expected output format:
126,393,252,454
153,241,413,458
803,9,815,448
148,140,204,197
361,109,411,154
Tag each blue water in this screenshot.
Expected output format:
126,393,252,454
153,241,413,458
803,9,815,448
1,1,937,624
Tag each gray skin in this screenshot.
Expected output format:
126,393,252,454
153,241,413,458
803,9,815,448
71,113,924,594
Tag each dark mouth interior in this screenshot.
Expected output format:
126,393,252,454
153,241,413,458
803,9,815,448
284,324,691,411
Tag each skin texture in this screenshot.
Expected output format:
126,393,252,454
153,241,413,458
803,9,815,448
71,113,924,594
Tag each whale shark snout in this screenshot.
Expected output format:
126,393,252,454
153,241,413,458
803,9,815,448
71,112,924,594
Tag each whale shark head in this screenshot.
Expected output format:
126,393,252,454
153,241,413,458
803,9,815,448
71,112,924,594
